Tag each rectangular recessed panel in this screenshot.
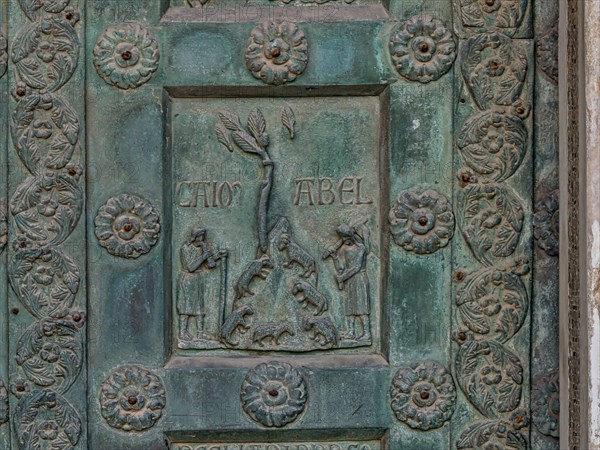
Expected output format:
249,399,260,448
168,92,387,357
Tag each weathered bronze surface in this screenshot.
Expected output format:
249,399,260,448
0,0,559,449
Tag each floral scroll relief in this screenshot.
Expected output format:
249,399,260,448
388,188,455,255
456,261,529,343
94,194,161,259
457,417,528,449
99,365,166,432
389,15,456,84
533,189,559,257
389,360,456,431
537,22,558,84
241,361,307,427
456,0,529,37
11,17,80,93
245,21,309,86
461,32,528,111
93,23,160,90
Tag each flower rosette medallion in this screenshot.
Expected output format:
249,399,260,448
390,360,456,430
93,23,160,90
11,17,79,92
241,361,308,427
388,188,455,254
94,194,161,259
457,0,528,37
99,365,166,432
245,21,309,86
389,15,456,84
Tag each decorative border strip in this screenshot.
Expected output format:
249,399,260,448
452,1,534,447
7,1,85,448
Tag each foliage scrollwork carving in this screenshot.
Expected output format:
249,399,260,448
456,262,529,343
457,183,524,266
455,339,523,418
461,32,528,111
0,31,7,79
456,0,528,37
11,17,80,93
531,369,559,438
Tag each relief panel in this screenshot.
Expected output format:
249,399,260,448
168,93,385,355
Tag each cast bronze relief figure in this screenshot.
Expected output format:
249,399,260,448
177,227,228,348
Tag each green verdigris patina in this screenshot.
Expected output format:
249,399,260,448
0,0,559,449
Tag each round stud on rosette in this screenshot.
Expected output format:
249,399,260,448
389,14,456,84
99,365,166,432
241,361,308,427
93,23,160,90
245,21,309,86
94,194,161,259
388,188,455,254
389,360,456,430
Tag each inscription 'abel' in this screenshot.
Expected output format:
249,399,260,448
294,176,373,206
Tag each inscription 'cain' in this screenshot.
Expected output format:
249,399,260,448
294,177,373,206
178,180,242,208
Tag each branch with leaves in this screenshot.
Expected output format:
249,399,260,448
216,109,273,254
